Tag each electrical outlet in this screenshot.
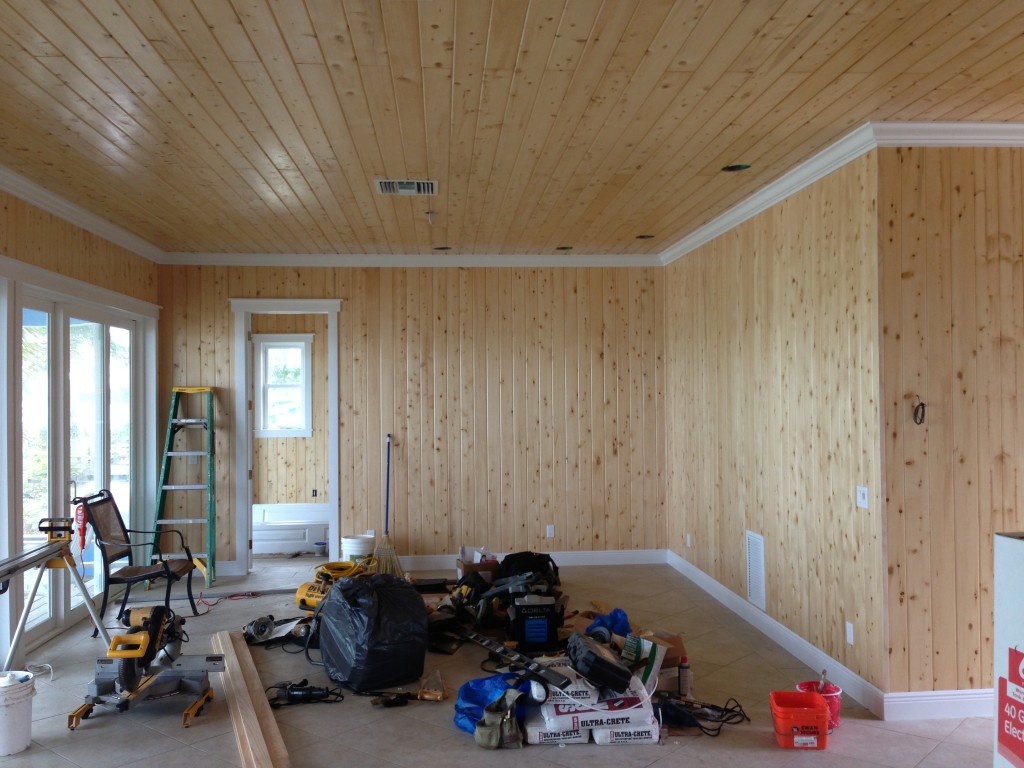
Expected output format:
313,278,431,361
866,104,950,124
366,529,375,537
846,621,855,645
546,524,555,538
856,485,869,509
686,533,692,548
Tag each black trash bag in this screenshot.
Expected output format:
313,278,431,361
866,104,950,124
496,551,560,587
318,573,428,692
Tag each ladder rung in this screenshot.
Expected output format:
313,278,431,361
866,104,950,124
156,518,208,525
158,387,216,588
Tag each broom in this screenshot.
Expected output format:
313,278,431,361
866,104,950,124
373,433,404,576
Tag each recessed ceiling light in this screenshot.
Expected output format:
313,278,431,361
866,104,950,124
433,245,451,250
636,234,655,240
721,164,751,172
556,246,573,251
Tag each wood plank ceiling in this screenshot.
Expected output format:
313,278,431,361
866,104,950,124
0,0,1022,260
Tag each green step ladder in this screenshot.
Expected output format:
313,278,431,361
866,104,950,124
154,386,216,586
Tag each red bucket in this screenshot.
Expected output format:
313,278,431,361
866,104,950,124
796,681,841,728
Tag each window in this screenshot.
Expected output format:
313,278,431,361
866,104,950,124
254,334,313,438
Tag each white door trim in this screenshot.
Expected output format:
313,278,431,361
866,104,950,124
226,298,341,575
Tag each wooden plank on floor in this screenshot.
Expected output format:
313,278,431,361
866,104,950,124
212,630,291,768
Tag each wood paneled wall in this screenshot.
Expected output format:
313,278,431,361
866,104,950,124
879,146,1024,692
250,314,330,505
157,266,666,559
0,190,158,302
11,142,1020,697
664,155,886,687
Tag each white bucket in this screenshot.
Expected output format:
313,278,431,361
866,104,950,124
0,672,34,756
341,534,375,562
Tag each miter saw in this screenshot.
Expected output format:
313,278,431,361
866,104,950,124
68,605,224,729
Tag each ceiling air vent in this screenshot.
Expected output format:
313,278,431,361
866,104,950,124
375,179,437,196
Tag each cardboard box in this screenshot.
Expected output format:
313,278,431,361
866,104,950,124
646,629,686,668
456,558,498,583
592,723,661,745
524,708,591,744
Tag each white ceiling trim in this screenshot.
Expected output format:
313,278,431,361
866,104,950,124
872,121,1024,146
659,121,1024,265
3,121,1024,270
0,165,165,263
164,251,663,268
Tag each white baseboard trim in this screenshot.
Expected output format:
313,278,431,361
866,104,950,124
665,551,994,721
882,688,994,721
666,551,888,717
400,548,669,573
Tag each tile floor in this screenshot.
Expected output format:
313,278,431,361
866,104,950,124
9,561,994,767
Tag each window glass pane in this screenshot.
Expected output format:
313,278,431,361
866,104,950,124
21,308,52,628
109,326,131,514
266,346,303,385
69,319,104,499
254,335,312,437
266,385,304,430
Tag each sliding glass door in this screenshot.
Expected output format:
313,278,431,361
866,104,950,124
17,296,137,639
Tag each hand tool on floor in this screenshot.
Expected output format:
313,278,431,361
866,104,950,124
461,630,572,690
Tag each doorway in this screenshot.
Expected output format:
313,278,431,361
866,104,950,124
250,315,330,555
228,299,341,575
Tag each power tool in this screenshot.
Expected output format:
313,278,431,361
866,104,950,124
68,605,225,729
267,678,343,708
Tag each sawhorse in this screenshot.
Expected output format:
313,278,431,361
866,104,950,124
0,518,111,670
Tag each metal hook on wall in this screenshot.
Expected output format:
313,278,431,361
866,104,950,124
912,397,926,426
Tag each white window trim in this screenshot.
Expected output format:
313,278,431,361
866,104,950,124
253,333,313,438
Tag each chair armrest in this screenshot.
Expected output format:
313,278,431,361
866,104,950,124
142,527,195,561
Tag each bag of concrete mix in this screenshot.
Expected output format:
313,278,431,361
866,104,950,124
592,722,662,745
539,674,655,731
523,708,591,745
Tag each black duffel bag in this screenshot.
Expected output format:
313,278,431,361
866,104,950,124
318,573,428,692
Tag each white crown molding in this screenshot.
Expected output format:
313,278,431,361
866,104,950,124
659,121,1024,265
0,166,166,263
658,124,878,266
4,122,1023,269
872,121,1024,147
163,251,662,268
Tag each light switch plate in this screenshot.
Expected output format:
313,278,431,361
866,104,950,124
856,485,869,509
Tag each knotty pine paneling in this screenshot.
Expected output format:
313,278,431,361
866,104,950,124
879,146,1024,693
250,314,329,506
157,265,666,560
0,190,158,303
665,155,885,688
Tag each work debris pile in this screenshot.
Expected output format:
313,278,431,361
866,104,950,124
242,548,750,748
